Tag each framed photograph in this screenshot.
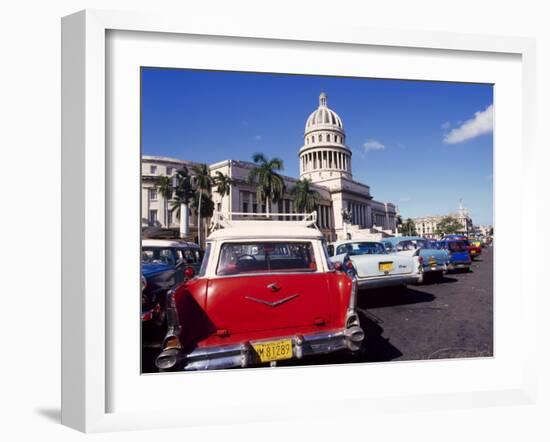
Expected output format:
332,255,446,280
61,9,537,432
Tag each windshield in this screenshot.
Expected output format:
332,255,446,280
413,239,429,249
446,241,468,252
336,242,386,256
217,241,317,275
141,247,179,266
396,240,416,251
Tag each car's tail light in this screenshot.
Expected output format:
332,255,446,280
346,260,354,270
184,266,195,279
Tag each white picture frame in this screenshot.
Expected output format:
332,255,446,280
61,9,537,433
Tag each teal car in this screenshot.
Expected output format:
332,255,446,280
381,236,450,282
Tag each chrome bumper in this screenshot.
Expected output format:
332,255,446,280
156,326,364,371
422,264,447,273
356,274,420,289
447,262,471,270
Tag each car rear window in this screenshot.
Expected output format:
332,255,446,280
217,242,317,275
447,241,468,252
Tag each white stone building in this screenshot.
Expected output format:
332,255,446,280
411,200,473,238
142,92,397,243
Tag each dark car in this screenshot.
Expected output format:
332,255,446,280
141,240,204,329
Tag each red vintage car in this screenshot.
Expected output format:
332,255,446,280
155,212,365,371
467,239,483,259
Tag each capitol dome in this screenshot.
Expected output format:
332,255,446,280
299,92,352,182
305,92,344,132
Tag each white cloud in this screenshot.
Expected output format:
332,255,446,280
441,121,451,130
443,105,493,144
362,139,386,152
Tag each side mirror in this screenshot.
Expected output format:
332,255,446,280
183,266,195,280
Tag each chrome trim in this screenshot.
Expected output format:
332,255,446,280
244,294,299,307
157,329,360,371
356,274,420,289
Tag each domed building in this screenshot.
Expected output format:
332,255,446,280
300,92,352,181
141,92,397,242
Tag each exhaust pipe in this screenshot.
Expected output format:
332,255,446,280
344,325,365,351
155,348,184,371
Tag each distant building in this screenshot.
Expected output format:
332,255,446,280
411,200,473,238
141,92,398,243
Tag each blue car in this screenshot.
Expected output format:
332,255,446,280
439,238,472,272
141,262,176,325
381,236,450,282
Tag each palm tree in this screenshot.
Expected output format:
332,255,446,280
399,218,417,236
190,163,212,246
212,171,235,214
247,153,285,217
289,178,320,214
155,176,173,228
171,166,193,238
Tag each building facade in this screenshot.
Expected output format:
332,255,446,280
141,93,397,243
411,200,473,238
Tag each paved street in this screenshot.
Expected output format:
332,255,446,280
142,248,493,373
282,247,494,367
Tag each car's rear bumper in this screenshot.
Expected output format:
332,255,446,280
156,326,364,371
422,264,447,273
356,274,420,289
448,262,471,270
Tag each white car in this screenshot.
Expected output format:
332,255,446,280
328,240,422,289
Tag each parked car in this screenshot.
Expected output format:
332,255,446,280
141,263,174,325
155,212,365,371
442,234,481,260
439,238,472,272
381,236,449,282
468,239,483,257
142,239,204,282
141,240,204,327
328,240,422,288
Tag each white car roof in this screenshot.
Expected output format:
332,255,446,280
142,239,200,248
207,220,324,241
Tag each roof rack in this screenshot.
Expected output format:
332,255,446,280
211,211,318,230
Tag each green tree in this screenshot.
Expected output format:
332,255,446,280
395,215,403,233
436,216,463,235
155,176,173,228
212,171,235,205
289,178,320,214
247,153,285,216
190,163,213,246
399,218,417,236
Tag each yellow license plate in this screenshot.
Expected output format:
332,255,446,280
252,339,293,363
379,262,394,272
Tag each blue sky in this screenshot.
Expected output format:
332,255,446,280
141,68,493,225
